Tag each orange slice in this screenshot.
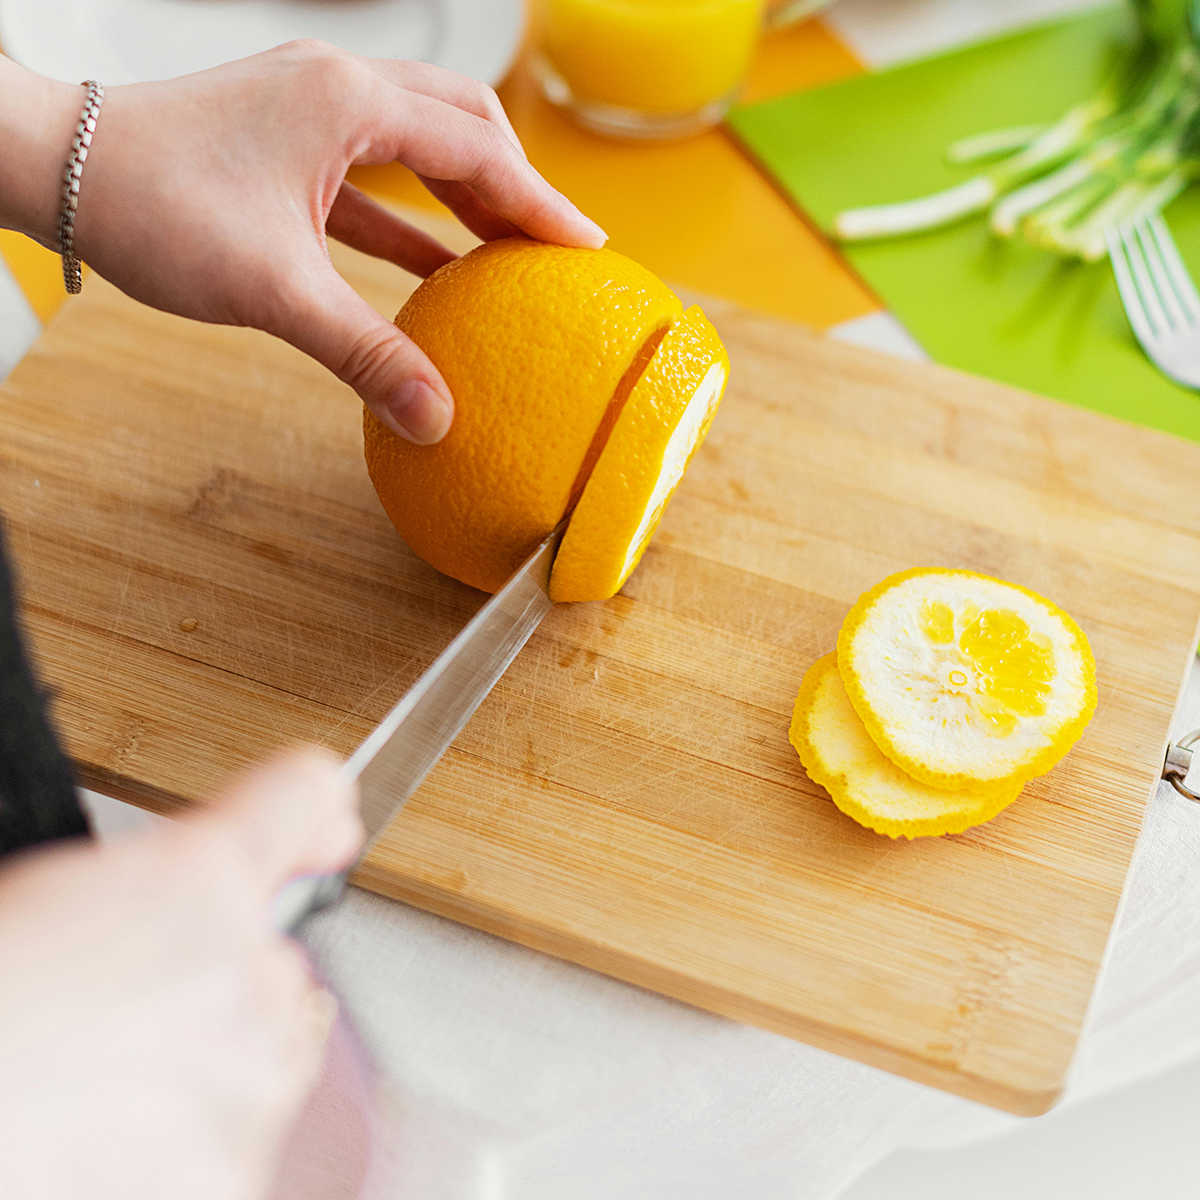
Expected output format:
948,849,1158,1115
550,306,727,602
790,654,1023,839
837,568,1097,790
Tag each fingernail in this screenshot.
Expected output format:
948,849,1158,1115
553,189,607,247
572,209,607,248
385,379,453,444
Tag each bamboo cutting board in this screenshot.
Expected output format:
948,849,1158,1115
4,210,1200,1116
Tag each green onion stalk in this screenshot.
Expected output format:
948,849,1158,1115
835,0,1200,260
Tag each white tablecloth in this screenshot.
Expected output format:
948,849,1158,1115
72,659,1200,1200
280,660,1200,1200
6,2,1199,1195
81,659,1198,1200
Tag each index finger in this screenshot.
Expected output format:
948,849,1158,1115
360,88,607,249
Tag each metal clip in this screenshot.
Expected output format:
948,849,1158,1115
1162,729,1200,802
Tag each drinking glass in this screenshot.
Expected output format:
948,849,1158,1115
532,0,765,140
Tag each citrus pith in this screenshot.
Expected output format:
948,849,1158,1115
790,654,1024,838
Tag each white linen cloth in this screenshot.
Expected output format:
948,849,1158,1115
73,667,1200,1200
5,1,1199,1194
289,666,1200,1200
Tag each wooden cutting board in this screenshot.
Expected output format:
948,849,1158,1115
4,209,1200,1117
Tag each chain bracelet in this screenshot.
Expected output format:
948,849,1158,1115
58,80,105,295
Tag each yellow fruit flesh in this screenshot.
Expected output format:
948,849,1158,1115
790,654,1023,839
918,600,1055,738
838,568,1097,789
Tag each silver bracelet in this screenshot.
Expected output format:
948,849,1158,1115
57,80,104,295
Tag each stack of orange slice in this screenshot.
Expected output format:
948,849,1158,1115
790,568,1098,838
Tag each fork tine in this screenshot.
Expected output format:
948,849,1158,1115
1120,220,1169,337
1134,217,1187,331
1107,225,1158,349
1147,212,1200,325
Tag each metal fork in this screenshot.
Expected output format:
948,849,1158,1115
1106,214,1200,389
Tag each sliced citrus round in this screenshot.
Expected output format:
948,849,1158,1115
550,306,728,603
790,654,1023,838
364,237,684,594
837,568,1097,790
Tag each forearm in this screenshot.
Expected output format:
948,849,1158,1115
0,55,81,247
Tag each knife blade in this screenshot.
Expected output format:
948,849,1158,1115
273,519,567,933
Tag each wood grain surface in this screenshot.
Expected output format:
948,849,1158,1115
3,208,1200,1115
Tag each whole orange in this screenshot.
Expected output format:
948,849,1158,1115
364,237,728,600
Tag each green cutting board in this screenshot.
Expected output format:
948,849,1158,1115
728,5,1200,442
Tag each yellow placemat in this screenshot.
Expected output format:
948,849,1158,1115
0,229,65,324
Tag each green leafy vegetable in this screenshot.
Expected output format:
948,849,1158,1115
835,0,1200,260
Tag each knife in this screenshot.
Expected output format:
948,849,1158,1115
273,518,567,934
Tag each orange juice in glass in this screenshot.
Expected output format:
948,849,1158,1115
533,0,764,139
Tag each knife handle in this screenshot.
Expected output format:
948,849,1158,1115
272,869,348,935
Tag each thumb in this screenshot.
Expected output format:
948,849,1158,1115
195,749,363,902
278,268,454,445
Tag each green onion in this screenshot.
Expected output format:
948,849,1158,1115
834,0,1200,260
946,124,1048,164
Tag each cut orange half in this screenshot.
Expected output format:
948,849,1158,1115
363,238,727,600
790,654,1024,839
837,568,1097,790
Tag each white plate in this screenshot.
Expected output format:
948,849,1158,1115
0,0,523,86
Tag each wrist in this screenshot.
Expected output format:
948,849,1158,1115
0,57,88,248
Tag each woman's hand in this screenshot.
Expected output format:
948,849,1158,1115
0,750,362,1200
0,45,605,444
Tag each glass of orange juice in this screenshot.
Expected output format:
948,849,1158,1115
532,0,764,140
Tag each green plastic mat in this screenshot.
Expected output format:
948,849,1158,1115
728,5,1200,442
